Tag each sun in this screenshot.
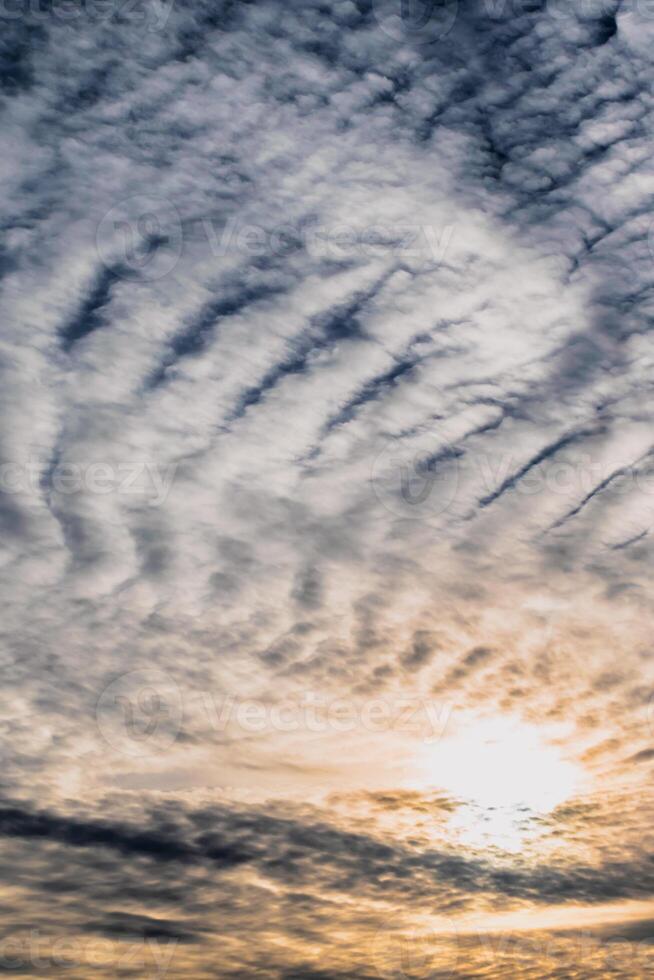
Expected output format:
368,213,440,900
416,714,581,850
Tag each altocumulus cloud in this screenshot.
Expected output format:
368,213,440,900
2,0,654,976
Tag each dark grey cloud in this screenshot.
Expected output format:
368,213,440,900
80,911,202,943
5,794,654,911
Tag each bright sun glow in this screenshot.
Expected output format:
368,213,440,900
417,715,581,850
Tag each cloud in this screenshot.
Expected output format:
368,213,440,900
2,0,654,975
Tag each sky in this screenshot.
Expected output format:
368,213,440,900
1,0,654,976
